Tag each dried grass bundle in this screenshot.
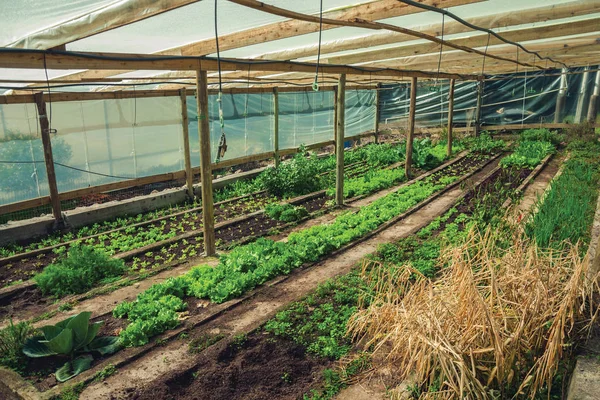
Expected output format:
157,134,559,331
349,226,600,399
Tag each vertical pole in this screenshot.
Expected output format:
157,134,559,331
33,92,63,225
587,67,600,123
180,89,194,199
196,70,216,256
474,80,484,136
273,87,280,168
575,66,590,123
103,101,115,176
335,74,346,206
374,83,381,143
405,77,417,179
555,68,568,123
447,79,455,157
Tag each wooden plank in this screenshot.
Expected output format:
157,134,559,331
197,70,215,256
33,92,62,224
475,80,483,136
180,88,194,198
251,0,600,64
447,78,455,157
228,0,543,71
335,74,346,206
273,88,280,168
0,196,52,216
0,50,478,80
212,151,275,170
405,77,417,178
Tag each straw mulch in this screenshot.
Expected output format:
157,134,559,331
349,227,600,399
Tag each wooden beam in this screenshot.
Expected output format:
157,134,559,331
0,50,477,80
197,70,216,256
273,88,280,168
405,77,417,178
374,83,381,143
228,0,544,71
180,88,194,199
555,68,568,123
475,80,484,136
335,74,346,206
39,0,481,84
7,0,203,49
252,0,600,63
323,17,600,66
447,78,455,157
33,92,63,225
587,68,600,123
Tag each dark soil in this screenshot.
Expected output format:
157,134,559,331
131,333,330,400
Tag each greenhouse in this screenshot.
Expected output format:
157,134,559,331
0,0,599,399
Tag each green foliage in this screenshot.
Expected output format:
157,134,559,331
113,170,463,346
259,149,324,197
303,353,372,400
265,203,309,222
331,168,406,198
519,128,565,145
0,320,36,372
527,151,600,253
93,364,116,382
22,312,120,382
466,132,506,154
34,245,125,298
188,333,224,353
500,140,555,168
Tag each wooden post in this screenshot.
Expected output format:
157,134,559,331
196,70,215,256
405,77,417,178
33,92,63,225
335,74,346,206
555,68,568,123
374,83,381,143
447,79,455,157
273,87,280,168
179,89,194,199
474,80,484,136
587,68,600,123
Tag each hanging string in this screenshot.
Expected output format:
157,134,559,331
42,54,56,135
435,14,445,86
214,0,227,162
313,0,324,92
481,33,490,76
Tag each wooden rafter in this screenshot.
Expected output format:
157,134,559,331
228,0,550,70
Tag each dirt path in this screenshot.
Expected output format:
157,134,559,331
79,161,498,400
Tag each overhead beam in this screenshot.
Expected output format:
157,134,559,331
228,0,546,71
0,49,478,80
37,0,480,84
7,0,203,49
252,0,600,62
324,17,600,65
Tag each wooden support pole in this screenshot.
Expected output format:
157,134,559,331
33,92,63,225
405,77,417,178
374,83,381,143
474,80,484,136
588,68,600,123
335,74,346,206
179,88,194,199
555,68,568,123
447,79,455,157
273,87,280,168
196,70,215,256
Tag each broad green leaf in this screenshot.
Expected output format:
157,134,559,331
22,337,57,358
86,336,121,355
55,355,93,382
82,321,103,347
55,315,76,330
39,325,62,341
66,312,91,349
46,328,73,355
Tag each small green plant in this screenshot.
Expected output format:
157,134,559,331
188,333,224,353
0,320,36,372
93,364,116,382
22,312,121,382
265,203,309,222
34,245,125,298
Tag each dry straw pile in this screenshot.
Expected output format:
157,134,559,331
349,226,599,399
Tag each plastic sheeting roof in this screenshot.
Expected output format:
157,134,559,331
0,0,599,91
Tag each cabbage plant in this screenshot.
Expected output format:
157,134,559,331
22,312,120,382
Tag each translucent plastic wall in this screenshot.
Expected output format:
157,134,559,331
379,67,600,129
345,89,377,137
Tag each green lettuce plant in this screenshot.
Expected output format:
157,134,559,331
22,312,120,382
